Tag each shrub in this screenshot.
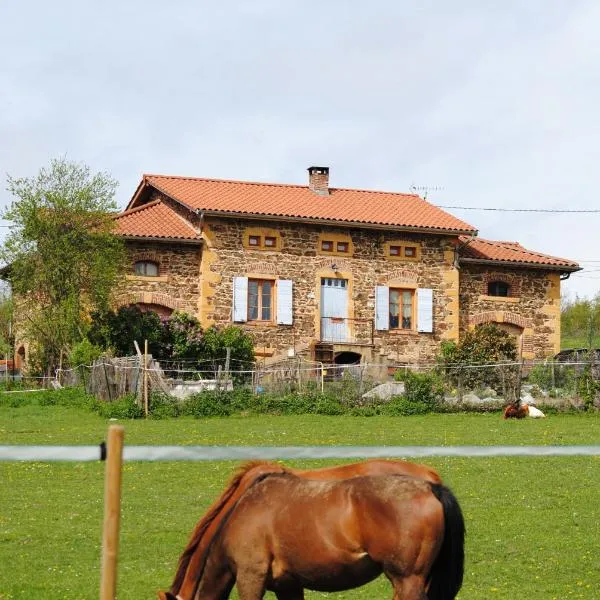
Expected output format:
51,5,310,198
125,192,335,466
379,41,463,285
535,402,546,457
90,394,144,419
69,339,103,370
437,324,519,397
394,369,444,410
148,392,182,419
180,391,234,418
37,386,95,408
382,396,431,416
314,396,345,415
201,326,255,382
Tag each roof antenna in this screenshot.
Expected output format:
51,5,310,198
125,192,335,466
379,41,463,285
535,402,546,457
409,184,444,200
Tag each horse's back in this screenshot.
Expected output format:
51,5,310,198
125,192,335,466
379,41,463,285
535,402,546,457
293,459,441,484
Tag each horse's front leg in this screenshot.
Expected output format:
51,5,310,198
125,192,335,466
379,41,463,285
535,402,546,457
388,574,427,600
235,567,269,600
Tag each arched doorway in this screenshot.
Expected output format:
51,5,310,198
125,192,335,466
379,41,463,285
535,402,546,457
16,346,26,369
494,322,524,354
134,302,173,321
334,351,362,365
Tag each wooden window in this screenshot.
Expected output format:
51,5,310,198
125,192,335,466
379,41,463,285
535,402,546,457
336,241,349,253
134,261,159,277
264,236,277,248
488,281,510,297
248,235,261,247
248,279,273,322
389,288,415,330
321,240,334,251
385,242,420,261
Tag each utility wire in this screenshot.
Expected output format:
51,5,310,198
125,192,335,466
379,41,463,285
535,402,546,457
434,205,600,213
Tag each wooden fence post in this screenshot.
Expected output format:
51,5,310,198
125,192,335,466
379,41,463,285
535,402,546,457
143,340,149,418
99,425,125,600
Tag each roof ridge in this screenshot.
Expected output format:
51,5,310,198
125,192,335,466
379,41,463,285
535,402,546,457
461,235,578,267
481,237,575,263
144,173,422,199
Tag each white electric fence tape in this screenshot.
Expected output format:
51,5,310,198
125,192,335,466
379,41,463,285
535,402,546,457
0,445,599,462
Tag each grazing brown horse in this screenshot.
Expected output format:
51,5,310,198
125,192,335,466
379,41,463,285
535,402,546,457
160,472,464,599
162,460,442,599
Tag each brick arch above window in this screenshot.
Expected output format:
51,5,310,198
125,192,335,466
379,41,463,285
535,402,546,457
115,292,186,313
481,272,521,297
469,310,532,329
132,250,160,263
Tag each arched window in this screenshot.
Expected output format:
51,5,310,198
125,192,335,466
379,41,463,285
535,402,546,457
488,280,510,297
134,260,159,277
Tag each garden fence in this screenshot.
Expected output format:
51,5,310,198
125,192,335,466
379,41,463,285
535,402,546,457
41,355,600,411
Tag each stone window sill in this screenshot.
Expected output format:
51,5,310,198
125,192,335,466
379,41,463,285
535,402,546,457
387,329,419,336
243,321,278,328
255,348,275,357
479,295,520,303
126,275,169,283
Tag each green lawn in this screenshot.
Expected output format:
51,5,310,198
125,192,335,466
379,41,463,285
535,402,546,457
560,334,600,350
1,404,599,599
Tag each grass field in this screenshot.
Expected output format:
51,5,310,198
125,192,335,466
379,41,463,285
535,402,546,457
560,334,600,350
1,402,599,599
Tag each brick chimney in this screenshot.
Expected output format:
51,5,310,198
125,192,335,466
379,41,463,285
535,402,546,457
308,166,329,195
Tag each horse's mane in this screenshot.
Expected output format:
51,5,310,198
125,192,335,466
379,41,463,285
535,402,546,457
170,460,286,594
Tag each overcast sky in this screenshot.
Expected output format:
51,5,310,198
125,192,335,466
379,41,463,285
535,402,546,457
2,1,599,298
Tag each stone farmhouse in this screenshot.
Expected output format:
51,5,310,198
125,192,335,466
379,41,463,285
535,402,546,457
113,167,580,366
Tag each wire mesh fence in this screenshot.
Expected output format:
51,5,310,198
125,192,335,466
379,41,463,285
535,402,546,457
38,353,600,413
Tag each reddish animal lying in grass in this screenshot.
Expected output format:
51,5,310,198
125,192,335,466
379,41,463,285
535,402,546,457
504,403,546,419
504,403,528,419
160,472,465,600
160,459,442,600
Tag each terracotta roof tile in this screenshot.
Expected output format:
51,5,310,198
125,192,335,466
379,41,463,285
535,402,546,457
134,174,477,233
459,236,580,270
114,200,199,240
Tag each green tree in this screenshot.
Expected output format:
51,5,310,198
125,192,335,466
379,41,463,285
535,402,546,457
1,158,125,373
88,306,164,358
561,292,600,349
0,291,13,358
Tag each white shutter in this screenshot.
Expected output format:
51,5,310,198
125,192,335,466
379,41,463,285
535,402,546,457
277,279,293,325
375,286,390,331
232,277,248,322
417,288,433,333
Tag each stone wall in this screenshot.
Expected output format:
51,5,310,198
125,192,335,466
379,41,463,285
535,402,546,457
117,191,563,362
201,216,461,362
459,264,561,358
115,241,202,315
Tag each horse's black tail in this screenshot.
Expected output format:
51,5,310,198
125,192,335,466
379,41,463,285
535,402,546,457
427,483,465,600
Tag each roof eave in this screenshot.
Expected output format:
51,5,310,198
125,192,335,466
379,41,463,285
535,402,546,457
118,234,202,245
198,209,477,236
459,257,581,273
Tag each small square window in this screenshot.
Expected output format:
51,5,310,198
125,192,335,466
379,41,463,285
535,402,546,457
336,242,349,253
264,236,276,247
404,246,417,258
249,235,261,246
389,246,401,256
321,240,334,251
